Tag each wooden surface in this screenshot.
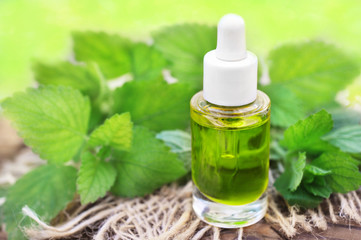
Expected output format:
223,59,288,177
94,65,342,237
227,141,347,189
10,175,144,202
199,219,361,240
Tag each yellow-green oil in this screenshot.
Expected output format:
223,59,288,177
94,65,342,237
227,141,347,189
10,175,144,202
191,91,270,205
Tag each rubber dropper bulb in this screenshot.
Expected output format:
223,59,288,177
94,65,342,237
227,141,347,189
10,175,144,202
203,13,258,106
216,14,247,61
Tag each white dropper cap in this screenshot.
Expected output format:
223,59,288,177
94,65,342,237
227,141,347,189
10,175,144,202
203,14,258,106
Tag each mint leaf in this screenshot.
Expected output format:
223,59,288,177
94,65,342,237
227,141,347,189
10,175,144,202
73,32,167,81
112,79,193,131
111,126,187,197
281,110,335,153
274,152,306,192
153,24,216,90
156,130,191,153
2,86,90,163
268,41,360,110
323,125,361,153
330,109,361,129
303,176,332,198
33,62,102,99
89,113,133,151
303,164,332,183
73,32,132,79
130,42,168,81
156,130,192,171
277,185,323,208
312,151,361,193
261,84,306,127
77,152,116,204
3,165,77,240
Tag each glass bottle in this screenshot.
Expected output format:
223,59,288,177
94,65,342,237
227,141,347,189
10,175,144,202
191,14,271,228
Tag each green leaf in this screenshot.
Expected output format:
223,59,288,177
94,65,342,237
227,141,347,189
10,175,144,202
261,84,306,127
156,130,191,153
312,151,361,193
276,185,323,208
274,152,306,192
156,130,192,171
88,113,133,151
330,108,361,129
268,41,360,110
2,86,90,163
303,164,332,183
111,126,187,197
323,125,361,153
73,32,132,79
3,165,77,240
130,42,168,81
153,24,217,90
77,152,116,204
303,176,332,198
33,61,102,99
73,32,167,81
112,79,193,131
281,110,335,153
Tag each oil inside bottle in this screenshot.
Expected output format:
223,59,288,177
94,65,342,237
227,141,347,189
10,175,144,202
191,117,270,205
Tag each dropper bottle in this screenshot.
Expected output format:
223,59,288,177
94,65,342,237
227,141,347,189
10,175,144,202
190,14,271,228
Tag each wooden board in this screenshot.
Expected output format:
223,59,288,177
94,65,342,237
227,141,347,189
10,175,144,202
201,219,361,240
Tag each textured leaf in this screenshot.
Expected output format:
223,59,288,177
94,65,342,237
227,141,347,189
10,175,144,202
111,126,187,197
130,42,168,80
330,108,361,129
89,113,133,151
281,110,335,153
261,84,306,127
73,32,132,79
323,125,361,153
274,152,306,192
156,130,191,153
3,165,77,240
268,41,360,110
303,177,332,198
303,164,332,183
112,79,194,131
312,151,361,193
73,32,167,80
2,86,90,163
77,152,116,204
153,24,217,90
33,62,102,98
276,185,323,208
156,130,192,171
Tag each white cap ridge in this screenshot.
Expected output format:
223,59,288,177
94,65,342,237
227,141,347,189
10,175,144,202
203,14,258,107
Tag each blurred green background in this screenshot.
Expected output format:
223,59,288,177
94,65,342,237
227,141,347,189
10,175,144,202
1,0,361,102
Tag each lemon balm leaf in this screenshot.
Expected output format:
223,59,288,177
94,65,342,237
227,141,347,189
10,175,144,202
281,110,335,153
111,126,187,197
3,165,77,240
112,79,193,131
2,86,90,163
73,32,168,81
153,24,217,90
268,41,360,110
33,61,102,99
323,125,361,153
274,152,306,192
88,113,133,151
77,152,117,204
261,84,306,127
130,42,169,81
312,151,361,193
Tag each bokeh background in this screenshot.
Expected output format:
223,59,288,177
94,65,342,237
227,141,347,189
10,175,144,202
1,0,361,104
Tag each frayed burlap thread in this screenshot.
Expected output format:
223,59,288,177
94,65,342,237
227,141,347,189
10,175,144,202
24,183,361,239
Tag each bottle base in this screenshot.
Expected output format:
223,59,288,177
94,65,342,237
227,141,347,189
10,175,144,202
192,187,267,228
